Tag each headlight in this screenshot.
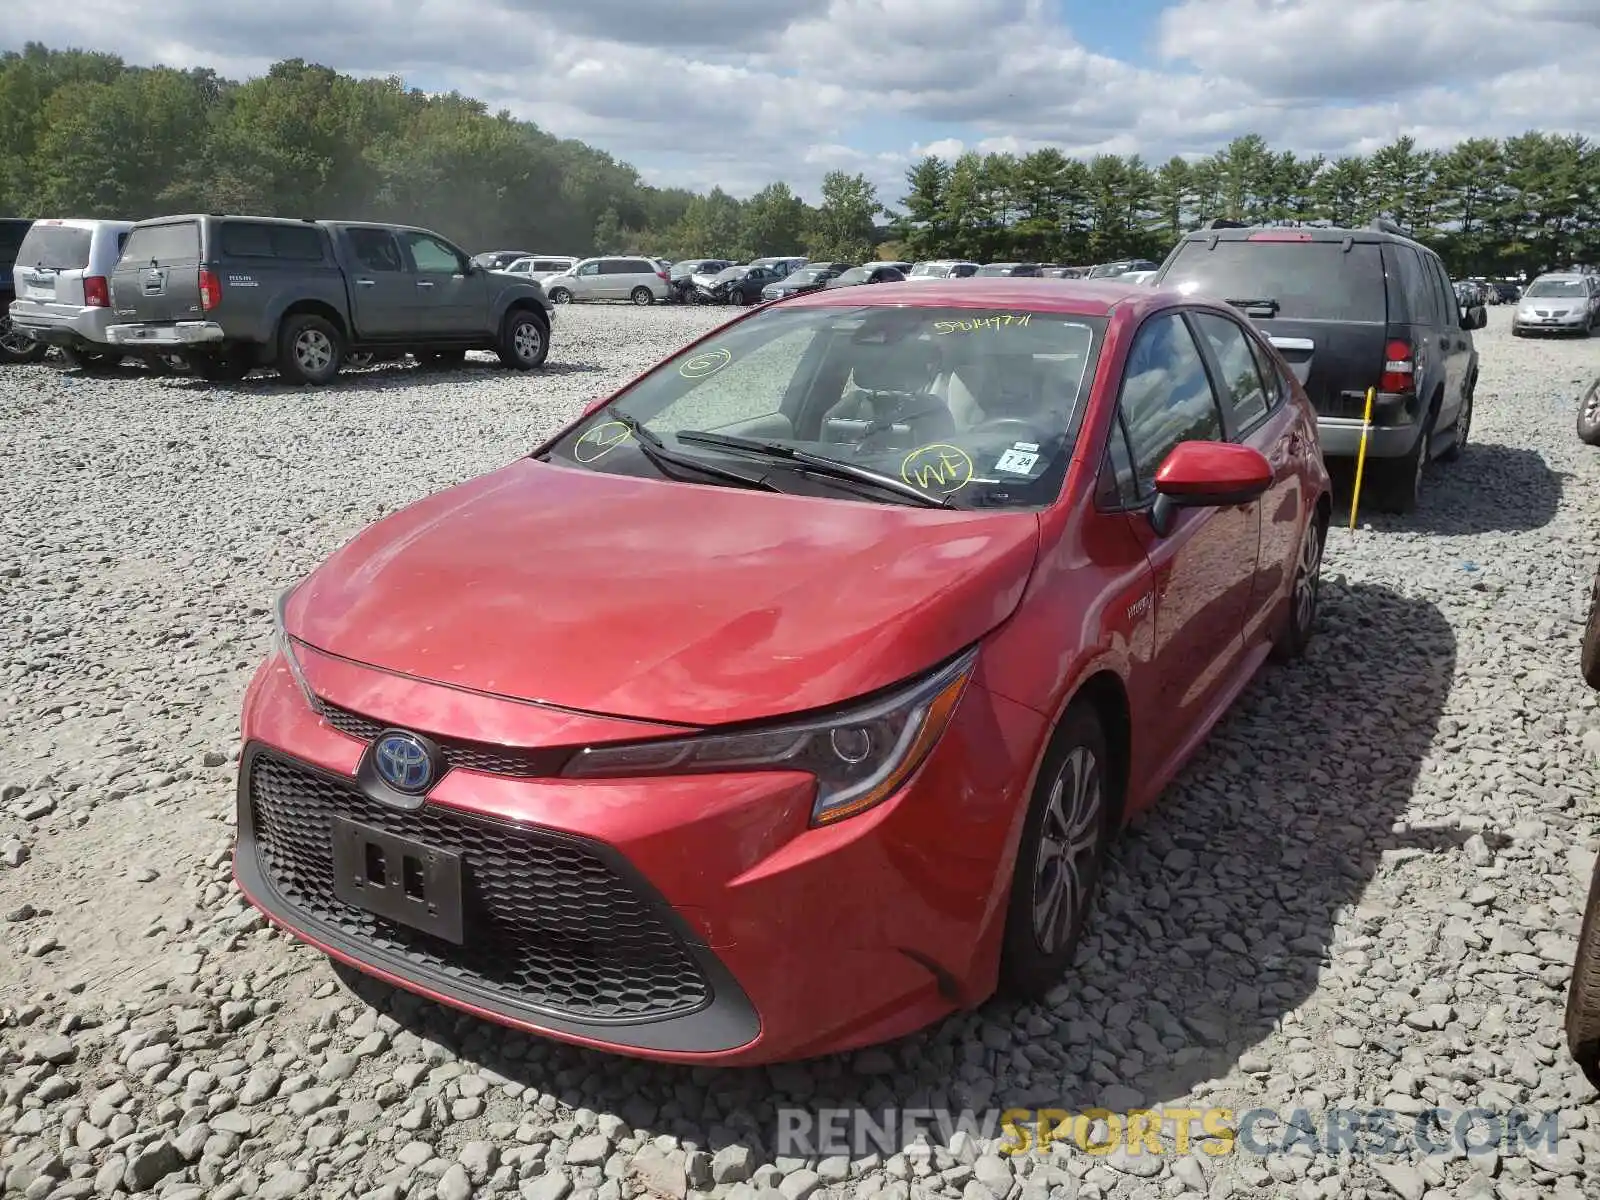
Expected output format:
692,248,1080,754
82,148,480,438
273,586,317,707
561,647,978,826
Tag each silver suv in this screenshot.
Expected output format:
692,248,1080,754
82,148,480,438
541,257,670,305
8,218,138,368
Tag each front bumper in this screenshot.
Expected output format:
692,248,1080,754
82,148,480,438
8,301,119,347
105,321,225,347
234,643,1044,1064
1513,312,1587,333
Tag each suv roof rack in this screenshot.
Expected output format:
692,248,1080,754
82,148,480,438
1201,218,1250,230
1367,218,1408,237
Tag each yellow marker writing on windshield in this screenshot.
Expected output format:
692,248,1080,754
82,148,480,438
573,421,632,462
901,444,974,493
935,313,1033,335
679,347,732,378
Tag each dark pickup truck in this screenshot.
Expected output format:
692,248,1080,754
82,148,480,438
105,215,554,383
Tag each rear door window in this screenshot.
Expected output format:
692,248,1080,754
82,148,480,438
15,225,93,270
1424,254,1457,325
1387,244,1437,326
121,221,200,265
1160,239,1387,321
347,228,406,273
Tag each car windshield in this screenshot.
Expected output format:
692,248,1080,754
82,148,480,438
786,268,827,284
909,264,946,277
713,267,745,282
1525,278,1586,297
543,304,1105,511
15,225,94,270
1159,240,1387,321
831,268,868,285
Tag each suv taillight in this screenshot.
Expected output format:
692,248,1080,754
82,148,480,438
83,275,110,308
1380,339,1414,394
657,270,669,281
199,269,221,312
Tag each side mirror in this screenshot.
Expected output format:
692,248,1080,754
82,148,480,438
1149,441,1272,535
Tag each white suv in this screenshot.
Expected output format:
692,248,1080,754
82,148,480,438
501,255,578,282
542,257,670,305
8,218,139,368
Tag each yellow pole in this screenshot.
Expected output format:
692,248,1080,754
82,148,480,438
1348,386,1376,530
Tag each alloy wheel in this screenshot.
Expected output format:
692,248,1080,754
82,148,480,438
1584,381,1600,424
1030,746,1103,955
294,329,334,373
1294,519,1323,636
0,317,34,355
513,321,543,363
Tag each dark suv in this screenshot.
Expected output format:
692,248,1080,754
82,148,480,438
1,218,49,364
1150,220,1485,513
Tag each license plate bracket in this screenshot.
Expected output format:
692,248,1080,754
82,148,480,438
330,817,464,944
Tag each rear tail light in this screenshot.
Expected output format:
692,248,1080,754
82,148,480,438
1380,338,1414,394
199,269,221,311
657,271,669,281
83,275,110,307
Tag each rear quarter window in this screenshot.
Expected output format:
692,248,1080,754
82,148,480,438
219,222,325,261
121,221,201,265
1160,239,1387,322
15,225,93,270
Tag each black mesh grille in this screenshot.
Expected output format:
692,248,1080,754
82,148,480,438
312,699,567,778
247,753,711,1021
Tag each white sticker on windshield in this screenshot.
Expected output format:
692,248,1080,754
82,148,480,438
1013,441,1039,452
995,448,1040,474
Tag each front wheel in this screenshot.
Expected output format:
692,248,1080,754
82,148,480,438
276,315,343,385
496,310,549,370
630,287,654,306
999,704,1114,1000
547,287,572,305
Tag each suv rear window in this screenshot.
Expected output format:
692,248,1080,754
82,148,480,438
122,221,201,265
15,225,93,270
219,222,324,261
1160,239,1387,322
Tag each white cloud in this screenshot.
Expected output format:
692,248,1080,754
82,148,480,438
5,0,1596,206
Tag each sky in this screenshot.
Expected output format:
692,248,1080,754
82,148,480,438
7,0,1600,206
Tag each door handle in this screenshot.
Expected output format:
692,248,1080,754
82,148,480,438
356,278,376,287
416,281,434,289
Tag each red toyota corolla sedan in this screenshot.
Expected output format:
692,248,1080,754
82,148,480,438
235,280,1331,1065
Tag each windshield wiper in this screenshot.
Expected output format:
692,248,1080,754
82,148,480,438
1225,297,1279,315
605,411,783,493
673,430,955,509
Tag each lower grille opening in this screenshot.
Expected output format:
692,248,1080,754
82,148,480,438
247,753,711,1022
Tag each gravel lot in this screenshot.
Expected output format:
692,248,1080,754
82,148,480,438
2,304,1599,1200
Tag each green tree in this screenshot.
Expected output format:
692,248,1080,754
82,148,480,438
805,171,880,262
740,182,807,258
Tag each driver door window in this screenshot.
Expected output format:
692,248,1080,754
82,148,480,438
1118,312,1225,494
402,232,464,275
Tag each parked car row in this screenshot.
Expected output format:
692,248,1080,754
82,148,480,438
5,214,555,381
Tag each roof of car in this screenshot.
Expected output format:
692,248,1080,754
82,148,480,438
1175,222,1437,255
784,278,1162,316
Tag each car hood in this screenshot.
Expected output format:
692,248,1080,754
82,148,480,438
284,458,1041,726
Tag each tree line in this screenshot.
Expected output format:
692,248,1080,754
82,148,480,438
2,45,1595,277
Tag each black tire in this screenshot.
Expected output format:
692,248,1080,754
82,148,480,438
1272,510,1326,662
0,315,49,364
999,703,1115,1000
415,349,467,368
547,287,572,305
59,346,124,372
1565,852,1600,1090
496,309,549,370
1580,379,1600,448
629,287,654,307
276,315,343,385
1440,381,1473,462
344,352,376,369
1369,411,1432,515
1581,567,1600,691
732,288,751,307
